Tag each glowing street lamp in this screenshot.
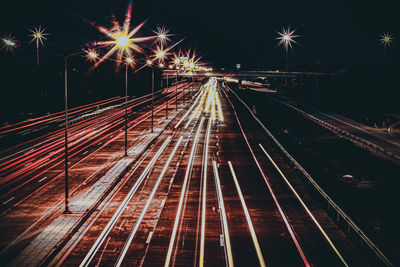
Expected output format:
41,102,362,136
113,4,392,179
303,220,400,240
153,26,171,48
29,25,48,66
276,26,298,71
1,35,17,52
380,33,393,48
90,3,152,153
90,4,153,70
86,49,99,62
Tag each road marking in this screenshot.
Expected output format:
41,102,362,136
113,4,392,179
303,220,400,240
146,231,154,244
3,197,15,205
228,161,265,267
213,161,234,267
165,117,205,267
115,136,183,267
38,177,47,183
259,143,349,267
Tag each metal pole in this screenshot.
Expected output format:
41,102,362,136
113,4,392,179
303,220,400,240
124,65,128,156
151,68,154,132
36,40,39,67
63,57,70,214
175,71,178,110
166,72,168,119
285,48,288,71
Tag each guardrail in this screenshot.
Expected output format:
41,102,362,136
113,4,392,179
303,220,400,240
276,100,400,164
226,85,394,266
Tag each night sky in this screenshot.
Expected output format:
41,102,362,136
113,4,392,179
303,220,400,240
1,0,398,65
0,0,398,121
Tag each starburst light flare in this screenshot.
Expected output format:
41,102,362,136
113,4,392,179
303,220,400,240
153,26,172,47
276,26,298,52
91,4,154,70
1,35,17,52
380,33,393,48
29,25,48,46
86,49,99,62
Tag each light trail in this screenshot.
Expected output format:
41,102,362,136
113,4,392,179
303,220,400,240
0,86,187,196
199,119,212,267
222,86,310,266
174,88,203,129
80,136,171,267
212,161,234,267
228,161,266,267
184,86,208,128
115,136,183,267
164,117,205,267
258,143,349,266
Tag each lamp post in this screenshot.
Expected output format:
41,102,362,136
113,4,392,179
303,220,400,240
29,26,48,67
166,70,169,119
1,36,17,52
146,59,155,132
124,57,133,156
50,51,96,214
277,26,298,72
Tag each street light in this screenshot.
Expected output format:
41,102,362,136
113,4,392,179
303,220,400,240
380,33,393,48
153,26,171,47
89,4,153,70
276,26,298,71
1,35,17,52
50,50,91,214
29,25,48,66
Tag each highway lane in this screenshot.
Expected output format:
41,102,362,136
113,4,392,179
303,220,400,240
56,84,208,266
0,82,193,209
223,84,368,266
60,78,367,266
2,78,372,266
0,82,197,262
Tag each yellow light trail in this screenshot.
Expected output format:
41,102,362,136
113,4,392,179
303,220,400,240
228,161,266,267
258,143,349,266
187,78,223,124
212,161,234,267
165,117,205,267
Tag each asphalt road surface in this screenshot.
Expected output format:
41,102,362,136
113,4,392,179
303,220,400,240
0,78,371,266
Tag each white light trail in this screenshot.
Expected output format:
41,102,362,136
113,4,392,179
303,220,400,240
199,119,212,267
80,136,171,267
115,136,183,267
212,161,234,267
258,144,349,266
164,117,205,267
228,161,266,267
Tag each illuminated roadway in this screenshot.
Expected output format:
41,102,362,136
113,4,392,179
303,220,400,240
0,78,374,266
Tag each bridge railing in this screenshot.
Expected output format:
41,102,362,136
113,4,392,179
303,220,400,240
226,85,394,266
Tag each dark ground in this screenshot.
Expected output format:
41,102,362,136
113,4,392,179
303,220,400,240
233,85,400,264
